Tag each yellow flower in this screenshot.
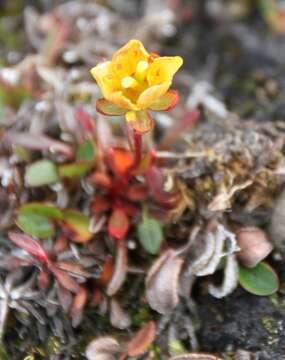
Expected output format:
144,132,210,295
90,39,183,133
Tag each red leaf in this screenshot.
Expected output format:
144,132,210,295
108,147,134,176
90,195,111,215
88,172,112,189
37,269,50,290
8,232,49,264
127,321,156,356
56,261,91,278
76,107,96,134
119,203,139,217
96,255,114,287
108,209,129,240
126,183,149,201
51,265,79,293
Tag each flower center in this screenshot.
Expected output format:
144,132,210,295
134,60,149,82
121,76,138,89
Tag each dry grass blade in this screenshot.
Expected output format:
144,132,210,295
127,321,156,356
145,249,184,314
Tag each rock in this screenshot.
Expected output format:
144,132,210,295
197,287,285,359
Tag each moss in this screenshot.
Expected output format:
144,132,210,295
261,315,277,334
131,306,152,326
149,344,162,360
168,339,186,355
0,346,9,360
224,350,234,360
260,315,281,346
46,336,61,356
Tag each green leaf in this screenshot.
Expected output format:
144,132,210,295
16,213,54,238
137,212,163,254
76,139,96,161
58,161,93,178
239,261,279,296
62,210,92,243
96,98,127,116
25,160,59,187
18,203,63,219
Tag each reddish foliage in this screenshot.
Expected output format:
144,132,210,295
127,321,156,356
108,208,129,240
8,232,49,265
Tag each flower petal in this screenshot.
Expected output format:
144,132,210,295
147,56,183,86
149,90,179,111
108,91,138,110
125,110,154,134
96,98,128,116
111,39,149,78
90,61,120,99
137,82,170,109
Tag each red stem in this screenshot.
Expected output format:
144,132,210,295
133,130,142,165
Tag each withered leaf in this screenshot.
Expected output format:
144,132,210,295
127,321,156,356
110,298,131,330
145,249,183,314
70,285,88,327
107,239,127,296
86,337,122,360
209,254,239,298
169,354,223,360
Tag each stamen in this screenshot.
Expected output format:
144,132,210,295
135,60,149,82
121,76,138,89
